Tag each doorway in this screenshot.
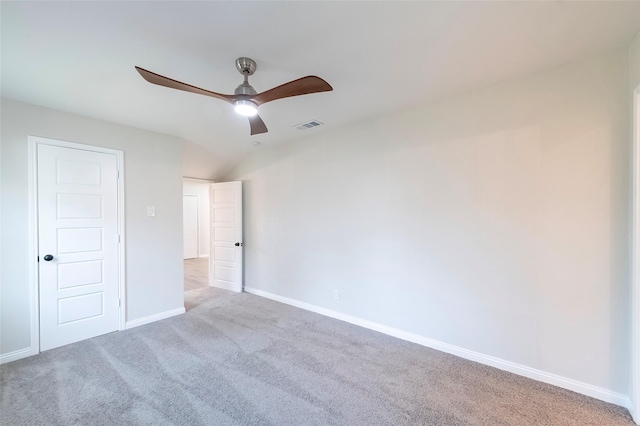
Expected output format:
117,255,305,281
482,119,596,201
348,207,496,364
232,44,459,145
183,195,199,259
183,179,212,307
29,136,125,352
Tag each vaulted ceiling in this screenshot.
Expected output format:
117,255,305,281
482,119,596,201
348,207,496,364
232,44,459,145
2,1,640,179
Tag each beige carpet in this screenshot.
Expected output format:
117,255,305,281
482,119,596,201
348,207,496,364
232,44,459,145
1,282,634,425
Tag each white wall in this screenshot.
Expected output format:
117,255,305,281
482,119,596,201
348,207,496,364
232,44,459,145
1,99,184,356
225,51,630,396
629,29,640,423
183,179,211,258
182,140,219,181
630,30,640,91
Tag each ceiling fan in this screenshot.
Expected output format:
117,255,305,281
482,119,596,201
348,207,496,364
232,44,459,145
135,57,333,135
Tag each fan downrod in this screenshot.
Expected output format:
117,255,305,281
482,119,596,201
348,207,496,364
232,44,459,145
235,57,257,76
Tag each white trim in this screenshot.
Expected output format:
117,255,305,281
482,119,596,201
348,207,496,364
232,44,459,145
632,85,640,424
124,307,186,330
198,254,210,258
183,177,215,183
2,306,186,361
116,150,126,331
26,136,127,357
0,347,38,365
27,139,40,361
245,287,631,410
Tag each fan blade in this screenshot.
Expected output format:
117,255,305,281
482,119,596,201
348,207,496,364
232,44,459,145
248,114,268,135
135,66,236,103
252,76,332,106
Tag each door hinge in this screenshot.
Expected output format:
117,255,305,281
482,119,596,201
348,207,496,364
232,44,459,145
37,256,39,262
116,170,120,179
118,299,121,308
117,234,121,243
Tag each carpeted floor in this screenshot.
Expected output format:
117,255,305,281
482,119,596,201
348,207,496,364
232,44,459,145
1,285,634,425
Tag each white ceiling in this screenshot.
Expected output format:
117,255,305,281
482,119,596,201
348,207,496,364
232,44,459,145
2,1,640,179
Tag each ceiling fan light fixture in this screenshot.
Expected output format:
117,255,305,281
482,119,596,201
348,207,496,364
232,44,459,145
135,57,333,135
234,100,258,117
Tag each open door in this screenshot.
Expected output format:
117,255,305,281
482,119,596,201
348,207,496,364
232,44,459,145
210,181,243,292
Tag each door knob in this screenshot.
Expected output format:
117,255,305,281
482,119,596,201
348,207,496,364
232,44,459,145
235,242,243,247
43,254,54,261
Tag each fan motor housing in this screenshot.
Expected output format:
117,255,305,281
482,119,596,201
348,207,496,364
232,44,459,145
234,82,257,96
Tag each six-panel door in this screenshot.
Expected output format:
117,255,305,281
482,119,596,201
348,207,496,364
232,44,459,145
38,144,120,351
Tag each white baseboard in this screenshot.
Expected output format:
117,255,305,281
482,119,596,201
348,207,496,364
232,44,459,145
630,400,639,425
244,287,631,410
198,254,210,259
2,307,187,364
0,346,38,365
124,307,186,330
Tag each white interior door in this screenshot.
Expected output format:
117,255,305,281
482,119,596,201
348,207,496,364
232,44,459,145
210,181,243,292
183,195,199,259
38,144,120,351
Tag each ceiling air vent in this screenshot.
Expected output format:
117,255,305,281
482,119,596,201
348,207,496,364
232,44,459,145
294,120,323,130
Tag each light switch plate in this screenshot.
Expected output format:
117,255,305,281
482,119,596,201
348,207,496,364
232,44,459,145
147,206,156,217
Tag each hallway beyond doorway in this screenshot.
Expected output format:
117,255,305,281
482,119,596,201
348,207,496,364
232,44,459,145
184,257,210,312
184,258,209,292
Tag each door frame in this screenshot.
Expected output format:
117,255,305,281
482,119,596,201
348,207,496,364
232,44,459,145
632,85,640,424
27,136,126,355
183,194,199,259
